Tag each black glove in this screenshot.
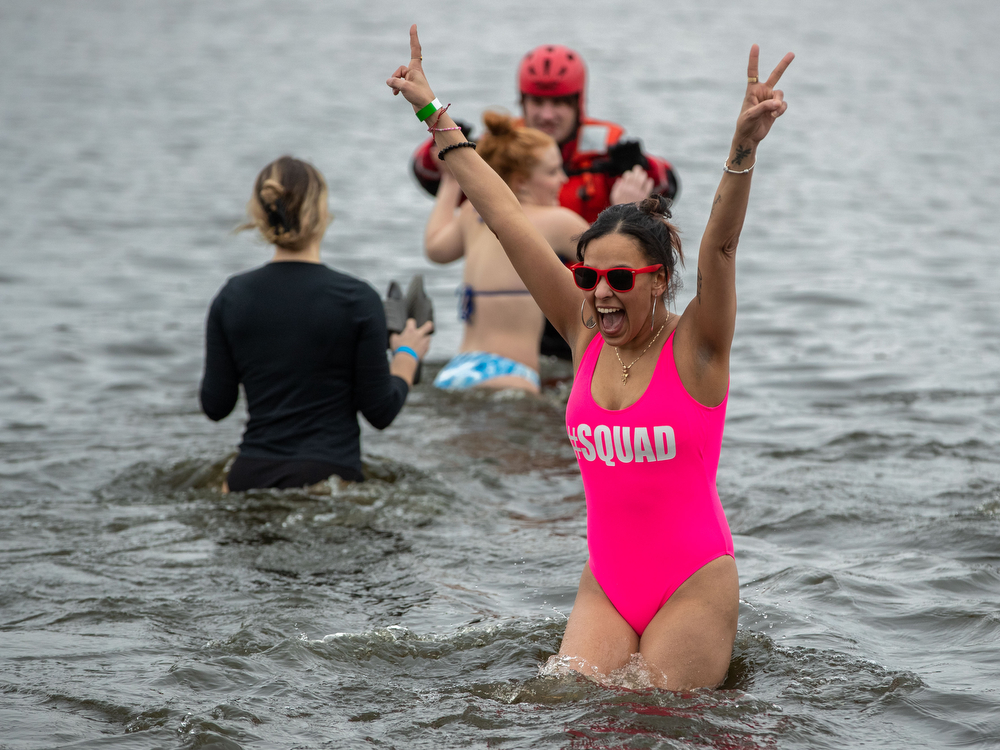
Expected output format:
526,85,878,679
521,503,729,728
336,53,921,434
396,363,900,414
606,139,650,177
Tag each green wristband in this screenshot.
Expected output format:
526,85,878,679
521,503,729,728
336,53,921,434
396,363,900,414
416,98,442,122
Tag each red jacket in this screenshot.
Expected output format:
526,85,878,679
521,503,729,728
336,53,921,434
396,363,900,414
410,117,678,224
550,116,677,223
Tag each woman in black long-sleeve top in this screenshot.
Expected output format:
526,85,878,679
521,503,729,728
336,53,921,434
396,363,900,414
201,156,433,490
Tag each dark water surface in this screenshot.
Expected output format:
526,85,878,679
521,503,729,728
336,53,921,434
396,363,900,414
2,1,999,747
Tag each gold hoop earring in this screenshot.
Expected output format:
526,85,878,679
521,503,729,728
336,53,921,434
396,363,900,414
581,299,597,329
650,295,657,332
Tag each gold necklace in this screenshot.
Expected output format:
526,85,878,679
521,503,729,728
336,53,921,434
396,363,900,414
614,317,668,385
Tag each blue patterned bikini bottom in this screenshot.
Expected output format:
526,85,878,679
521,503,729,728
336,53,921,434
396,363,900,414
433,351,540,390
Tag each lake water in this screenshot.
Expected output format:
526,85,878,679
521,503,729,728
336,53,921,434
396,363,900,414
1,0,999,747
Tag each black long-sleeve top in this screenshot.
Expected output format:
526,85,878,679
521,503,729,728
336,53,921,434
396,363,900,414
200,262,408,477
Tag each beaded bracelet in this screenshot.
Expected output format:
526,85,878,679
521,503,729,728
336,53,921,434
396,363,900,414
438,141,477,161
425,103,454,132
394,346,419,361
722,158,756,175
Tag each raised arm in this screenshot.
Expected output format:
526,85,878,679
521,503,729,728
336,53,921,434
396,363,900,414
683,45,794,367
387,26,583,342
424,168,465,263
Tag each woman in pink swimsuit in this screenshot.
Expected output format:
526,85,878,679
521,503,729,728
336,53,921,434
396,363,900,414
389,27,793,690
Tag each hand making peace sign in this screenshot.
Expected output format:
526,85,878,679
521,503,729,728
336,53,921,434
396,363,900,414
736,44,795,145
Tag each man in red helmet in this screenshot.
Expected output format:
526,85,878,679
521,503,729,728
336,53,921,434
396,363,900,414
410,44,679,225
410,44,679,360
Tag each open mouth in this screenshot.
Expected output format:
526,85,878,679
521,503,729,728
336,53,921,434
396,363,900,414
596,306,626,337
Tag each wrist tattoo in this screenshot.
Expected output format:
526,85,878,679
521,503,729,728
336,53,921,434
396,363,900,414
732,144,752,166
697,267,703,302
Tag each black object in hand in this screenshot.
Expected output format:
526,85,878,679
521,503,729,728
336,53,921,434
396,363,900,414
404,275,433,385
384,276,434,385
384,281,407,338
606,140,650,176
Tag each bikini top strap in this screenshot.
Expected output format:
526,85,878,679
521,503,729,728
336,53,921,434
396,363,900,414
457,285,533,323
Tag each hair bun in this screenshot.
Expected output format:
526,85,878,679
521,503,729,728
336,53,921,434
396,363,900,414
240,156,327,251
482,110,516,138
637,194,672,220
259,178,285,206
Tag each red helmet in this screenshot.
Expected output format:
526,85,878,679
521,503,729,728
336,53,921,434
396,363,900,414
518,45,587,114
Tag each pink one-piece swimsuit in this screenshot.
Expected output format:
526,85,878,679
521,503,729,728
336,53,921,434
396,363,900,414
565,331,734,635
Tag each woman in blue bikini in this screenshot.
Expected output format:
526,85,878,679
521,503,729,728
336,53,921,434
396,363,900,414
424,111,589,392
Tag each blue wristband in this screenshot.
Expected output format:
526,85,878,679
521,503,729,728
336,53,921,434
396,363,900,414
394,346,419,361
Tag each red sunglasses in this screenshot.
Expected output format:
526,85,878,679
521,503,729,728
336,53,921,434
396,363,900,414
569,263,664,292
